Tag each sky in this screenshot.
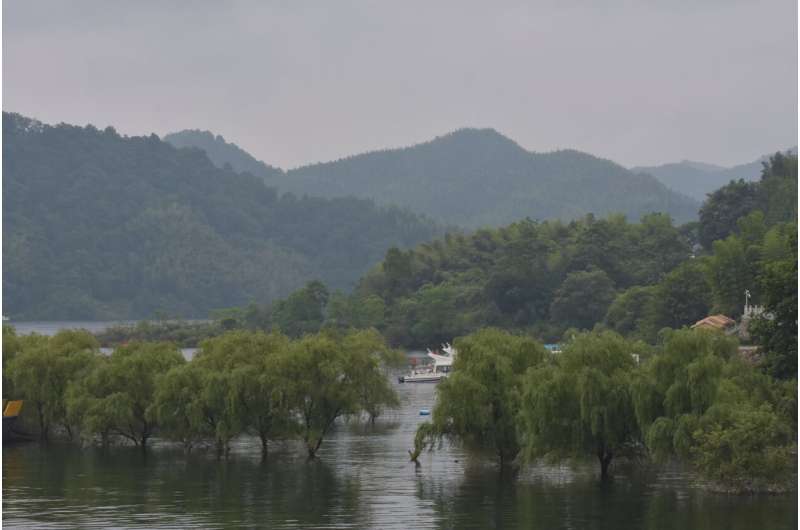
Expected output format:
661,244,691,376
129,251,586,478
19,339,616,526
3,0,797,169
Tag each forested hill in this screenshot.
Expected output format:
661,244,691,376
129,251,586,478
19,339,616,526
633,147,797,201
2,112,442,320
163,129,283,181
168,127,700,228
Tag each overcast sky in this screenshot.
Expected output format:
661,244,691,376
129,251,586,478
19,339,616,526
3,1,797,169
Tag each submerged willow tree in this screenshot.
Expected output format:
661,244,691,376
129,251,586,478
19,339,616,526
413,328,548,466
519,331,641,478
9,330,100,441
196,330,293,455
274,329,399,458
632,328,797,491
66,342,185,448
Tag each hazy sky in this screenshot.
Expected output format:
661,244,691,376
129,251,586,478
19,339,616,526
4,1,797,169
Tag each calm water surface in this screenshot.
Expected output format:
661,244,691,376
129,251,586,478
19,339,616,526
3,323,797,528
3,379,796,530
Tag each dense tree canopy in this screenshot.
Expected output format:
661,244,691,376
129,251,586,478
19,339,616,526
632,329,796,491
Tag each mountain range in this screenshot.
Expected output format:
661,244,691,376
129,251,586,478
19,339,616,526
632,147,797,201
165,128,700,228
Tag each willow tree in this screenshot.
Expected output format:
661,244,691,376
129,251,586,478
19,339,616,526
9,330,100,441
415,328,548,466
152,362,243,455
274,329,398,458
632,328,796,490
67,341,185,448
519,331,640,478
195,330,293,455
152,363,207,451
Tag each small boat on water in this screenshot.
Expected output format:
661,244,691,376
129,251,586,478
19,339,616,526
398,343,456,383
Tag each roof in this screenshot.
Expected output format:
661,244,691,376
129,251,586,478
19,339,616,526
691,314,735,330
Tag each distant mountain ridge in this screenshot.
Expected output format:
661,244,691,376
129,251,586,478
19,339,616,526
164,129,283,180
633,147,798,201
168,127,700,228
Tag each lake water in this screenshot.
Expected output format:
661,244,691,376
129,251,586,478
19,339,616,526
3,376,796,530
3,323,796,528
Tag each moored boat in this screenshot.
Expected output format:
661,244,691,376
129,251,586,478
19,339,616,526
398,343,456,383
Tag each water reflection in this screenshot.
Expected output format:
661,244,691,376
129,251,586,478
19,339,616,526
3,379,796,530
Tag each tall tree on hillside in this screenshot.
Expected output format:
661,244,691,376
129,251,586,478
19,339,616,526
750,227,798,379
550,269,616,330
698,179,759,249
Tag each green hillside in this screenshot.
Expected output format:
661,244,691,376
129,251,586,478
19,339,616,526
2,113,441,320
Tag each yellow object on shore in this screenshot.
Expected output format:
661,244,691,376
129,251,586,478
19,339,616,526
3,400,23,418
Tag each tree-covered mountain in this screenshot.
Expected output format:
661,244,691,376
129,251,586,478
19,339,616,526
168,127,700,228
163,129,283,181
633,147,797,201
2,113,441,320
228,154,795,351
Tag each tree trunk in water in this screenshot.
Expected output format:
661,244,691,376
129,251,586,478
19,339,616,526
598,450,613,479
260,435,268,456
37,404,48,442
307,437,323,459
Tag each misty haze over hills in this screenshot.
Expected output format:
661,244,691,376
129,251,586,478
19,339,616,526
166,128,700,228
632,147,798,200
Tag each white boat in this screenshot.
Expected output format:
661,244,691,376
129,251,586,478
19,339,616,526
398,343,456,383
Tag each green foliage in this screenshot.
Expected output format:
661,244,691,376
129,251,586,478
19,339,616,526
272,329,398,458
3,112,441,320
96,320,223,348
151,363,208,450
652,259,712,329
549,269,616,330
419,329,547,465
7,330,100,440
67,342,185,447
356,214,691,347
750,231,798,379
698,179,760,249
706,234,760,316
519,331,640,477
692,402,795,491
604,286,659,341
3,325,22,397
632,328,796,491
270,280,329,337
698,152,797,249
